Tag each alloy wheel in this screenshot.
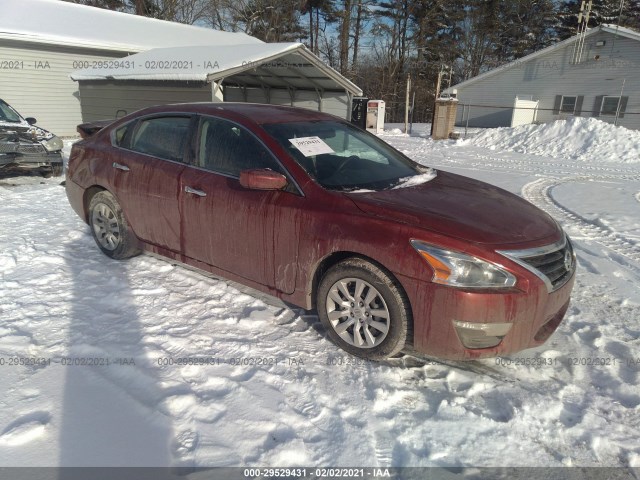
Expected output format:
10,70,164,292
92,203,121,251
325,278,390,348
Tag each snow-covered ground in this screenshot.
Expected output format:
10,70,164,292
1,118,639,469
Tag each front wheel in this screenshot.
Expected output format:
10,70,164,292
317,258,411,360
88,191,140,259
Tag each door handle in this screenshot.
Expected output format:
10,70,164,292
184,186,207,197
112,162,130,171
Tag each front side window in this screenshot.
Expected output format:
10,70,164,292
130,116,191,162
263,120,425,191
601,96,621,116
197,117,283,177
560,96,577,113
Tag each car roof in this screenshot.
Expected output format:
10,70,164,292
131,102,344,125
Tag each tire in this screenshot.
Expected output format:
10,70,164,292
88,191,140,260
317,257,411,360
40,164,62,178
51,163,64,177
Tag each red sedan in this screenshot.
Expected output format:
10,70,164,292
66,103,576,360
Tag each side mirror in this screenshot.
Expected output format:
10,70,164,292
239,169,288,191
25,117,37,125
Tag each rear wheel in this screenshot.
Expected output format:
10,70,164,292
88,191,140,259
317,258,410,360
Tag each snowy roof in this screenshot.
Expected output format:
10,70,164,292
0,0,261,53
447,24,640,92
70,43,363,95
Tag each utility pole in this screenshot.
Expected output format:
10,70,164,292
404,74,411,134
615,78,626,126
430,65,448,136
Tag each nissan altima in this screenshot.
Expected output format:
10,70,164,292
66,103,576,360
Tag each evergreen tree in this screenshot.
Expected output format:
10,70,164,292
558,0,639,39
493,0,559,63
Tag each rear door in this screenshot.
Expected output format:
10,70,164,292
179,115,299,290
109,115,193,253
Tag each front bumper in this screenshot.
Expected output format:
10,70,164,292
0,151,63,167
399,268,576,360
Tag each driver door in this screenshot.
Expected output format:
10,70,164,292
179,116,298,289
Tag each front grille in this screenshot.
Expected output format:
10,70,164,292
0,143,18,153
498,236,575,292
16,143,46,154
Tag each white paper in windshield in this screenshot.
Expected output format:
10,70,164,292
289,136,335,157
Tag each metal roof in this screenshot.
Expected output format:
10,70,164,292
0,0,260,53
70,43,363,95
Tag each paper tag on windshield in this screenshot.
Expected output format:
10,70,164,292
289,136,334,157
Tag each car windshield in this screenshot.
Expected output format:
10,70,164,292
263,120,427,191
0,100,23,123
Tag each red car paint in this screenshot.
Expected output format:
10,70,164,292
66,103,575,360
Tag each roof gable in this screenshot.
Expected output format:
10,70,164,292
448,25,640,91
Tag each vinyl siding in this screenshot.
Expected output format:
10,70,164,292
451,31,640,130
321,92,349,119
0,40,130,136
224,86,348,117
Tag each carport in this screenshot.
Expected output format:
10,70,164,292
70,43,362,121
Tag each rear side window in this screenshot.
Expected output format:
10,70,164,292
130,116,191,162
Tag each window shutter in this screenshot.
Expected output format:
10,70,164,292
553,95,562,115
575,96,584,116
592,96,604,117
618,96,629,118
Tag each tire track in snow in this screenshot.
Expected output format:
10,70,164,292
427,146,640,179
522,176,640,266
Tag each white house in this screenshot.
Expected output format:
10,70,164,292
445,25,639,131
0,0,259,135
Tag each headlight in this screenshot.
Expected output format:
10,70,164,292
410,240,517,288
42,136,63,152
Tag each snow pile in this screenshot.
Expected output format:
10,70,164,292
464,117,640,164
382,127,407,136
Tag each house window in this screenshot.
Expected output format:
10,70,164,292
560,96,577,113
601,96,622,116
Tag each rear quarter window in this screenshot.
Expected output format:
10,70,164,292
113,124,130,146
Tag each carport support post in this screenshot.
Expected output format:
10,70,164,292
346,91,353,119
212,78,225,102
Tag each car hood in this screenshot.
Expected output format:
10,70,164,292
0,121,56,142
346,170,560,246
